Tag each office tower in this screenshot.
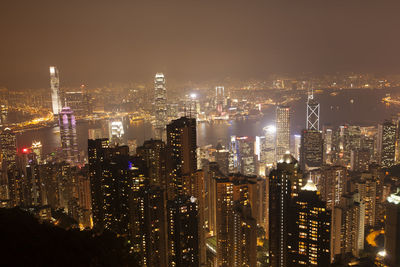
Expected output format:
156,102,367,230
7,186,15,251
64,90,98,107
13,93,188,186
268,155,302,267
263,125,276,169
289,180,331,266
338,125,362,166
215,86,225,113
64,91,90,117
384,189,400,266
166,117,197,199
229,136,256,176
167,196,199,267
59,107,79,165
350,148,370,172
109,119,125,145
355,173,377,228
31,141,42,164
136,139,167,187
306,90,320,131
377,120,396,168
323,127,334,164
136,185,167,267
300,130,323,171
276,105,290,161
154,73,167,139
49,66,62,115
293,134,301,161
318,166,348,211
213,143,229,176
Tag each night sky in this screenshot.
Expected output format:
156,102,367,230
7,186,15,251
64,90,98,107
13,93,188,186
1,0,400,89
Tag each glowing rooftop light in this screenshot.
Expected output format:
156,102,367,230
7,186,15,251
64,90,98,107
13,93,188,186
377,250,387,258
263,125,276,134
388,189,400,205
301,179,318,192
190,93,197,99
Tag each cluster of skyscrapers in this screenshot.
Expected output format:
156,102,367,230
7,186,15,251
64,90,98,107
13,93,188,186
2,71,400,267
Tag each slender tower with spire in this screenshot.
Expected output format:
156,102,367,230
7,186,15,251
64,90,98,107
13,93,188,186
306,89,320,131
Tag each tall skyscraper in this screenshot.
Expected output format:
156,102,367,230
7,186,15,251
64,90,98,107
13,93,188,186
384,189,400,267
167,195,199,267
289,180,331,266
229,136,256,176
135,185,168,267
89,141,145,241
59,107,79,165
377,120,396,168
136,139,167,187
154,73,167,139
263,125,276,168
49,66,62,115
276,105,290,161
215,175,257,267
109,119,125,145
215,86,225,113
300,129,323,171
306,90,320,131
166,117,197,199
268,155,301,267
0,128,18,206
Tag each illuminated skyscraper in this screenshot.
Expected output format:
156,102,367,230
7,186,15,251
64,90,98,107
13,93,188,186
263,125,276,168
50,66,62,115
378,120,396,168
306,90,320,131
289,180,331,266
167,196,199,267
109,119,125,145
166,117,197,199
300,130,323,171
229,136,256,176
268,159,293,267
154,73,167,139
276,105,290,161
136,139,167,187
215,86,225,113
59,107,79,165
31,141,42,164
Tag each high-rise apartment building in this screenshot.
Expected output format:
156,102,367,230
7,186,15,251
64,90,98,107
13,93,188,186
276,105,290,161
384,189,400,267
136,139,167,187
289,180,331,266
268,155,297,267
377,120,396,168
166,117,197,199
167,196,199,267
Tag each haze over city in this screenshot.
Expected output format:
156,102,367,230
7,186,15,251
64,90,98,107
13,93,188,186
2,0,400,88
